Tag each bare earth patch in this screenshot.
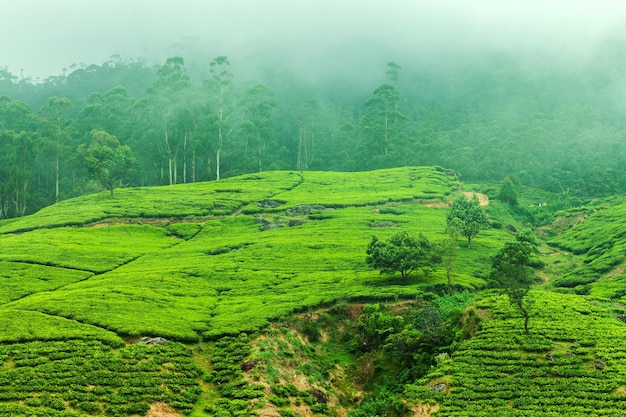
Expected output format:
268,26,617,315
412,402,440,416
463,192,489,206
146,402,181,417
606,266,625,279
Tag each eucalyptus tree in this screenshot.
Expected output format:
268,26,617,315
6,130,38,215
240,84,276,173
0,96,38,217
39,97,73,203
172,89,204,183
359,83,408,169
386,61,402,84
296,98,320,171
76,86,137,141
204,56,236,181
142,56,192,185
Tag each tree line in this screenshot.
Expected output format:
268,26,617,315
2,41,626,217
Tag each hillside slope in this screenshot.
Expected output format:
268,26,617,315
408,291,626,416
1,167,493,342
4,166,626,416
0,166,518,416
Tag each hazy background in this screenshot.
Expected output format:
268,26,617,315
2,0,626,81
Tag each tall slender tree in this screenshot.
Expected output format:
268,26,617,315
240,84,276,173
359,83,408,169
204,56,235,181
143,57,192,185
40,97,73,203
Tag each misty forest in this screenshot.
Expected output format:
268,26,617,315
8,10,626,417
3,37,626,218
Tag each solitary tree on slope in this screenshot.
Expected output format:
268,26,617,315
490,229,539,335
366,231,442,280
446,194,489,248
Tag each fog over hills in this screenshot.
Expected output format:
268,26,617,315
2,0,625,82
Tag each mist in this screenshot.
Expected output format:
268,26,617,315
3,0,626,83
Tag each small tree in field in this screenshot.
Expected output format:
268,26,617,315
447,194,489,248
366,231,442,280
490,229,539,335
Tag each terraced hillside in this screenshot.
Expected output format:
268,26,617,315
408,291,626,416
0,166,516,416
13,166,626,416
0,167,488,341
547,197,626,296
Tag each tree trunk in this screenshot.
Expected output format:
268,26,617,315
523,308,530,335
20,179,28,216
55,155,60,203
216,124,223,181
257,133,263,172
216,147,221,181
183,132,187,184
297,124,306,171
165,128,173,185
168,157,173,185
192,149,196,182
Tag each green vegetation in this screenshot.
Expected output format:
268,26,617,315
2,166,626,416
408,291,626,416
447,195,489,248
366,231,442,280
80,129,137,198
490,230,540,334
4,43,626,219
0,339,201,416
549,198,626,292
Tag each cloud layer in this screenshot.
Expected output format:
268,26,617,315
2,0,625,79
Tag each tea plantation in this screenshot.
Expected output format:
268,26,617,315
2,166,626,416
408,291,626,416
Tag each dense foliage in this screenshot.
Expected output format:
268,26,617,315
3,39,626,217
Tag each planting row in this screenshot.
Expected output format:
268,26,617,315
0,339,201,416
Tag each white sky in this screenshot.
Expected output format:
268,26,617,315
1,0,626,80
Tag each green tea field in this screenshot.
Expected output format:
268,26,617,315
3,166,626,416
